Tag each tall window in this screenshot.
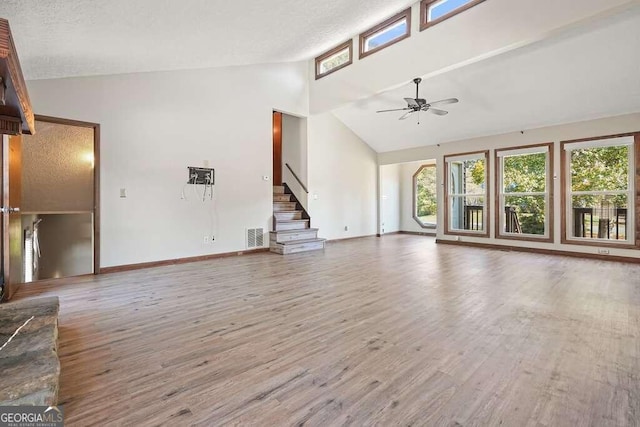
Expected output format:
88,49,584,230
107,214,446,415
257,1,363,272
563,135,636,246
359,8,411,59
413,164,437,228
421,0,486,30
445,151,489,236
315,40,353,80
496,143,553,241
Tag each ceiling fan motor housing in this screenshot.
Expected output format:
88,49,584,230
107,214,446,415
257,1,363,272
375,76,458,119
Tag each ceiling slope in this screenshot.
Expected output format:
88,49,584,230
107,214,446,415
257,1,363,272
310,0,639,114
333,8,640,152
0,0,416,80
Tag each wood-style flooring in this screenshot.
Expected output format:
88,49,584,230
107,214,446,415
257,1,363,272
14,235,640,426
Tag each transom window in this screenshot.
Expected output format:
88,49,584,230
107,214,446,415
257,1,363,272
420,0,486,30
445,151,489,236
360,8,411,59
315,40,353,80
413,164,437,228
563,135,636,246
496,144,553,241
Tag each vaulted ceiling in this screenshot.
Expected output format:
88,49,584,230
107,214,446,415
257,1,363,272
1,0,639,154
0,0,415,80
333,7,640,152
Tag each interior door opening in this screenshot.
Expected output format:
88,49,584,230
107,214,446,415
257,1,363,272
13,116,99,290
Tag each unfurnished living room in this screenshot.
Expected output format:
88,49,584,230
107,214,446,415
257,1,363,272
0,0,639,425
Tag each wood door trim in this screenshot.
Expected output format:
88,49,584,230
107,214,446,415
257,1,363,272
1,135,9,300
34,115,101,275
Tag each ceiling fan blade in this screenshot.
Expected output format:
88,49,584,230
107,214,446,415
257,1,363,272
427,108,449,116
377,108,412,113
427,98,459,106
404,98,419,108
399,111,415,120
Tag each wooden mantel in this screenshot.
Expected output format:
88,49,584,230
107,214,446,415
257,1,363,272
0,18,34,135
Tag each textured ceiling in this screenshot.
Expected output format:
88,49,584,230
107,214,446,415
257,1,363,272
0,0,415,80
333,8,640,153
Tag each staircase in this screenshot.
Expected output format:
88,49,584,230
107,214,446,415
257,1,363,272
270,184,325,254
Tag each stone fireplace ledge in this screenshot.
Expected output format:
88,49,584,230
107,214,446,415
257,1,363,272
0,296,60,406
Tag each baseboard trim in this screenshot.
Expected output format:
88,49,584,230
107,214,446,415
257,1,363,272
327,234,377,243
100,248,270,274
378,231,436,237
435,239,640,264
398,231,436,237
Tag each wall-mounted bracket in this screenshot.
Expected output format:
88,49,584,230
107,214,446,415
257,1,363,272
187,167,215,185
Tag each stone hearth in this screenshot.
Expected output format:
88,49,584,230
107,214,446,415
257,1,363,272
0,297,60,406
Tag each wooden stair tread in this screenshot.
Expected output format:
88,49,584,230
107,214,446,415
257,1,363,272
270,228,318,234
271,183,322,254
278,238,326,245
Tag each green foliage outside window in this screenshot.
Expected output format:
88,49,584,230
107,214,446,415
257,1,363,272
319,50,349,74
571,146,628,208
416,166,437,224
469,159,485,188
503,152,547,235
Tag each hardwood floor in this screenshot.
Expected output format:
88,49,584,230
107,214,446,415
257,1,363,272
14,235,640,426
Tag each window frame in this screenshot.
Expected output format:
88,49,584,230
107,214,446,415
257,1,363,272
314,40,353,80
412,163,437,229
495,142,554,243
359,8,412,59
560,132,639,249
444,150,490,237
420,0,487,31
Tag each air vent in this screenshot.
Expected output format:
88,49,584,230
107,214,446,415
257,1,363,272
246,228,264,249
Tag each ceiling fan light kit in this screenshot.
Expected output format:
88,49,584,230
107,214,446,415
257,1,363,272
376,77,458,124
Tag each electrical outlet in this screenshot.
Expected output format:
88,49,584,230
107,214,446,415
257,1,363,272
344,226,348,231
211,235,215,242
598,249,610,255
203,236,210,244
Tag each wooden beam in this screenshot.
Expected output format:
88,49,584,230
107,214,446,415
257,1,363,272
0,19,35,135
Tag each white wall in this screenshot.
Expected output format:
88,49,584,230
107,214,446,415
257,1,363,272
380,164,400,234
307,112,378,240
379,112,640,259
27,62,309,268
281,113,308,209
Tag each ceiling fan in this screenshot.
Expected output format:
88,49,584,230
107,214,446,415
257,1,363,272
376,77,458,123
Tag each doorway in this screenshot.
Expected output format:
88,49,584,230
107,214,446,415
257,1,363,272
272,111,308,207
0,116,100,300
273,111,283,186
